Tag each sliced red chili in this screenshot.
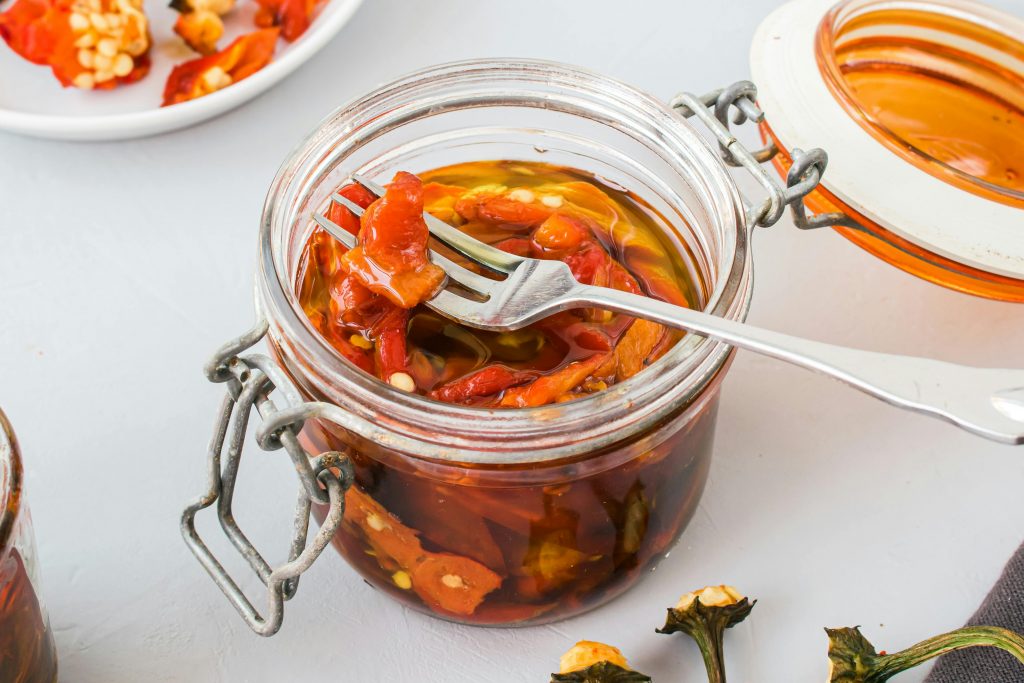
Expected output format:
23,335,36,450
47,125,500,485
498,353,610,408
615,319,666,381
493,237,533,257
429,365,535,404
1,0,151,89
410,553,503,617
533,213,589,251
0,0,57,64
162,27,278,106
371,309,410,381
422,182,467,223
344,486,503,616
253,0,314,41
326,182,377,236
341,171,445,309
455,192,553,229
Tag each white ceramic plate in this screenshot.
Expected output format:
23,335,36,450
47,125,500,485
0,0,362,140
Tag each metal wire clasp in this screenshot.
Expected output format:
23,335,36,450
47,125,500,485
671,81,856,231
181,317,353,637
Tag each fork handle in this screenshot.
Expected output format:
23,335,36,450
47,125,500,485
572,284,1024,444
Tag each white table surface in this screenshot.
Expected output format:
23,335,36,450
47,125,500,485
2,1,1023,681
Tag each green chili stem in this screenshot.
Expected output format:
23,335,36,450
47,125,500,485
689,624,727,683
874,626,1024,679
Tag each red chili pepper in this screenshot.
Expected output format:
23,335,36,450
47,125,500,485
614,318,665,381
325,182,377,236
253,0,314,42
429,365,534,403
492,237,533,257
0,0,58,64
373,314,409,381
325,272,408,378
162,27,278,106
325,328,374,374
455,193,552,229
341,171,445,309
1,0,151,90
498,354,609,408
533,213,589,251
562,241,610,286
569,325,613,353
422,182,466,223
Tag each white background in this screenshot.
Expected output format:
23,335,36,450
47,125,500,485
2,0,1023,681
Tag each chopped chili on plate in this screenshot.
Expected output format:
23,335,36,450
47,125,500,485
162,26,277,106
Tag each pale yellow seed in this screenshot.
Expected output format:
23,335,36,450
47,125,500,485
441,574,465,589
349,334,373,350
200,65,232,92
103,12,122,28
77,48,95,68
507,188,535,203
112,53,133,77
125,38,147,56
72,72,95,90
93,69,114,83
69,12,90,30
96,38,118,58
391,570,412,590
93,53,112,71
89,12,108,31
388,372,416,392
540,194,564,208
365,513,387,532
74,31,97,48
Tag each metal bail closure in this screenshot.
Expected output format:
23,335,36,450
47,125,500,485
671,80,855,231
181,318,354,637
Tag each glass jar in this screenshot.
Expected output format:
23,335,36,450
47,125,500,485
753,0,1024,301
0,409,57,683
185,7,1023,640
255,60,753,626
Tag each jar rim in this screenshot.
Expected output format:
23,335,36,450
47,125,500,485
257,58,752,465
0,408,23,559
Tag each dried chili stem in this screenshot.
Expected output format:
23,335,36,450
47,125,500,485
827,625,1024,682
656,586,754,683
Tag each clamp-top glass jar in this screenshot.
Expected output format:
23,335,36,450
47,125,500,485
183,59,837,634
1,409,57,683
260,61,756,626
185,4,1024,639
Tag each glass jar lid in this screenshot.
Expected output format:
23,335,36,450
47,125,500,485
751,0,1024,285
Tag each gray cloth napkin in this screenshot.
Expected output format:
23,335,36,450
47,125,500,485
926,541,1024,683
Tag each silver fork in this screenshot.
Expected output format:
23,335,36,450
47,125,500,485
312,174,1024,445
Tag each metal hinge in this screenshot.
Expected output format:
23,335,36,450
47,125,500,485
671,81,857,231
181,317,353,637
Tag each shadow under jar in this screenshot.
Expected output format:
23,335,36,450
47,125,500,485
256,61,753,626
0,410,57,683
